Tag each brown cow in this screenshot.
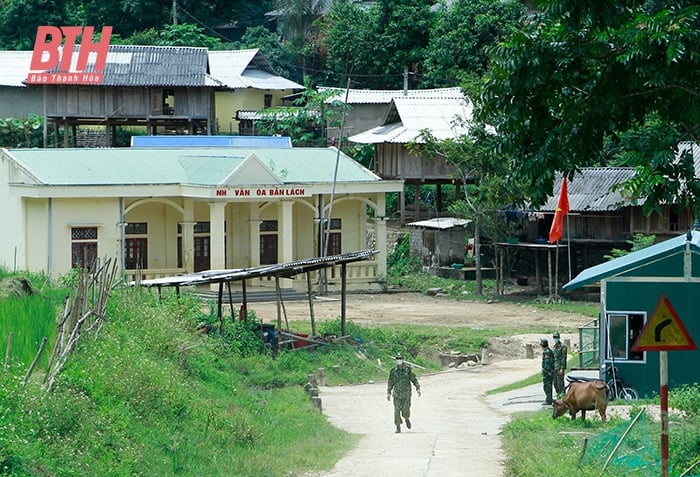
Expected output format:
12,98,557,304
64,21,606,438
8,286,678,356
552,380,608,423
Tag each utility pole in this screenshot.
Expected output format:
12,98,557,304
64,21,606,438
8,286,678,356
403,67,408,95
172,0,178,25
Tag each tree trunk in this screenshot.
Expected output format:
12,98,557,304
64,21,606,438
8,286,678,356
474,211,483,295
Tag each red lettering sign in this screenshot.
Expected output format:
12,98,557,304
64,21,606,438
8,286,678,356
26,26,112,85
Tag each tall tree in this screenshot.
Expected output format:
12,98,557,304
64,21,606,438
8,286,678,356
234,25,295,79
480,1,700,214
408,118,526,295
0,0,68,49
273,0,329,78
375,0,434,86
318,0,384,87
421,0,526,88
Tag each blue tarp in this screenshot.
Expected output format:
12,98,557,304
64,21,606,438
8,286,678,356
131,135,292,148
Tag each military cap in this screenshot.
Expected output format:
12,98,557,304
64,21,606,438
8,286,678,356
540,338,549,346
552,332,560,338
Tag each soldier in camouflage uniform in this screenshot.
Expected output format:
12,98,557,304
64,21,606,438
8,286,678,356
540,338,554,405
552,331,568,397
387,352,421,433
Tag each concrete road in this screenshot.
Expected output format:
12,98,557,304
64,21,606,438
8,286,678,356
318,359,549,477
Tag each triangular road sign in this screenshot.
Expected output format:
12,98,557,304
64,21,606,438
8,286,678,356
632,294,697,352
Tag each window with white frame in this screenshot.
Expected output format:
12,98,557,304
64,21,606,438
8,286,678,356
605,312,645,361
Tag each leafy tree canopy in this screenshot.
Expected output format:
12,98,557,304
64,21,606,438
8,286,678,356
0,0,273,49
480,1,700,214
421,0,526,88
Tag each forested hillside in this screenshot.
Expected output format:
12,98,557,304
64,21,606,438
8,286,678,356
0,0,526,89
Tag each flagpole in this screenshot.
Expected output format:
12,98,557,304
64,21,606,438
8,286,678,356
566,214,571,282
554,239,559,299
548,176,569,298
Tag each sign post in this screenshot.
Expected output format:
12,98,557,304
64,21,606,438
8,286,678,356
631,294,697,477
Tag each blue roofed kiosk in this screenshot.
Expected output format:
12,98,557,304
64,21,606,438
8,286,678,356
564,229,700,397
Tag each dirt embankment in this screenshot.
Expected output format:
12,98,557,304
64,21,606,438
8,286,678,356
248,291,590,360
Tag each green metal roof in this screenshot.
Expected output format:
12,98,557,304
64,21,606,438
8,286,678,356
6,147,382,186
564,230,700,290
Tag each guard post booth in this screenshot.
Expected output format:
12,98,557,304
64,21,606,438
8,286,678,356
563,230,700,398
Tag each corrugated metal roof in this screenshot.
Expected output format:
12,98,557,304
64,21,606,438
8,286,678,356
0,51,32,87
540,168,636,212
564,230,700,290
407,217,471,229
5,147,384,186
4,47,300,89
318,86,464,104
14,46,220,87
100,45,218,87
208,49,303,90
348,95,473,144
130,135,292,148
130,249,379,287
239,69,304,90
236,109,320,120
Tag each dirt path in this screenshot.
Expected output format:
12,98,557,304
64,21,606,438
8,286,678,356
249,292,593,477
248,291,589,331
317,360,546,477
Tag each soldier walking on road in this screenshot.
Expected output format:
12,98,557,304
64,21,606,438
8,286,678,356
387,352,421,433
552,332,568,397
540,339,554,405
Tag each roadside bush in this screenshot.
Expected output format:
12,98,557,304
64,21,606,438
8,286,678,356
387,233,421,278
669,383,700,416
222,319,266,357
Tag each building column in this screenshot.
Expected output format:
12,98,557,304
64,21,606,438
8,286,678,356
249,203,261,267
374,193,388,278
180,199,195,273
278,200,294,289
209,202,226,270
278,200,294,264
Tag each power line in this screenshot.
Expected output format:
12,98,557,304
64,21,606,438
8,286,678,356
171,4,425,85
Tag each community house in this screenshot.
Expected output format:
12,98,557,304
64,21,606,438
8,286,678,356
0,144,402,292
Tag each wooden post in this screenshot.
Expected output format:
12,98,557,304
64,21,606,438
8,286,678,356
307,272,316,336
660,350,669,477
547,248,552,297
535,249,542,293
341,263,347,336
525,344,534,359
22,336,48,386
275,276,282,331
226,281,234,321
240,280,248,321
217,281,223,329
317,368,326,386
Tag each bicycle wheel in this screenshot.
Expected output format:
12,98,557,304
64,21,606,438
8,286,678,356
618,386,639,401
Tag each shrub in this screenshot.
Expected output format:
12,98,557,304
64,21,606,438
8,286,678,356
387,233,421,278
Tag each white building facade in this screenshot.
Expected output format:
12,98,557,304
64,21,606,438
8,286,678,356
0,146,402,291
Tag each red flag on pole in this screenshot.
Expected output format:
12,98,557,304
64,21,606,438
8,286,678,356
549,177,569,243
